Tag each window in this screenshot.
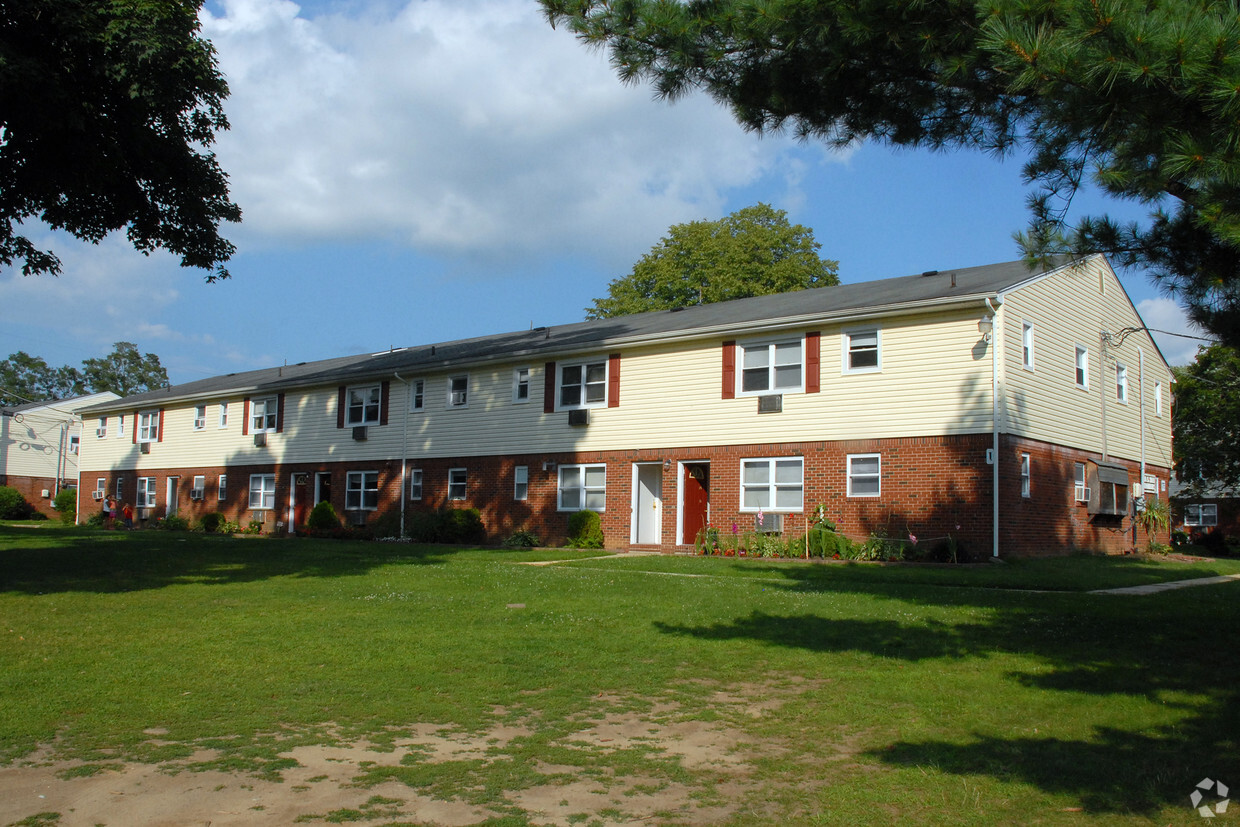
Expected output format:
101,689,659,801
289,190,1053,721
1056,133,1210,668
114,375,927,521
138,410,160,443
844,329,881,373
193,405,206,430
96,417,107,439
1074,462,1088,502
218,474,227,501
448,468,468,500
513,368,531,403
1022,322,1035,370
1098,479,1129,514
116,477,124,501
1020,453,1031,498
1155,383,1163,416
741,457,804,511
739,339,802,394
219,402,229,428
514,466,528,500
191,476,205,499
847,454,881,497
95,478,106,498
346,471,379,511
410,379,425,411
69,435,79,455
137,477,156,508
558,360,607,409
1075,346,1089,388
558,464,606,511
1185,504,1219,527
248,474,276,509
117,416,124,438
1116,364,1128,403
346,385,381,425
409,469,423,500
251,397,278,432
448,375,469,408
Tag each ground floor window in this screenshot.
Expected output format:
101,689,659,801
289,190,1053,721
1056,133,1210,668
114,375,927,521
846,454,881,497
218,474,227,501
249,474,276,509
558,464,605,511
1184,504,1218,527
448,468,468,500
191,476,205,499
1074,462,1088,502
136,477,156,508
514,466,528,500
409,469,423,500
346,471,379,510
740,457,803,511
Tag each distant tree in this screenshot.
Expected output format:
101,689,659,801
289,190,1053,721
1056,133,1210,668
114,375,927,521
1173,343,1240,495
543,0,1240,346
0,352,83,405
81,342,169,397
0,0,240,280
588,203,838,319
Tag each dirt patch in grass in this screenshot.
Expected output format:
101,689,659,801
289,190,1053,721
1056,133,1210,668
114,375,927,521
0,679,829,826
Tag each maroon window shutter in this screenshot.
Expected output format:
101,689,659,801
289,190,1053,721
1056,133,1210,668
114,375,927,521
722,342,736,399
242,397,250,436
337,386,347,429
543,362,556,413
380,381,390,426
608,354,621,408
276,393,286,433
157,409,165,442
132,410,139,443
806,331,821,393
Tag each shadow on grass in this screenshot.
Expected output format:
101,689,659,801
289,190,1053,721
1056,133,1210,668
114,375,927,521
0,524,474,594
654,583,1240,816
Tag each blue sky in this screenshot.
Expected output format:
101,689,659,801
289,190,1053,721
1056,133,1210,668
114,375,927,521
0,0,1209,389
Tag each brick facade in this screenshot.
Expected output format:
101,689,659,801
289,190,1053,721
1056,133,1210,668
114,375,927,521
1,474,66,519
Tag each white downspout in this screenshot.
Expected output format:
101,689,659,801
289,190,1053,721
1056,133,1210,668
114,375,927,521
986,297,999,559
393,372,410,538
1138,348,1147,491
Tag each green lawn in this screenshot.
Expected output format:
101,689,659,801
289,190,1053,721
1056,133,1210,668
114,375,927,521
2,525,1238,825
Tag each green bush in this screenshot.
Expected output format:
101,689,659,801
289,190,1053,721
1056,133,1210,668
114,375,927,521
405,507,486,544
52,488,78,523
200,512,226,533
567,510,604,549
502,529,541,548
157,515,190,531
0,485,35,520
307,500,340,530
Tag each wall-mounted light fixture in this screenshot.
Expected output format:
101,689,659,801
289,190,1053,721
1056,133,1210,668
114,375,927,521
978,316,994,342
664,459,672,470
542,461,557,472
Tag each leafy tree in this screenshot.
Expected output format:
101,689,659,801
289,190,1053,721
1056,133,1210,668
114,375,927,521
81,342,169,397
543,0,1240,345
588,203,838,318
0,352,83,405
0,0,240,280
1173,343,1240,495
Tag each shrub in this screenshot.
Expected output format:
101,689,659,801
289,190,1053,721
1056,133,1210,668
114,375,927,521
52,488,78,523
806,527,851,559
0,486,34,520
307,500,340,530
404,507,486,544
200,512,226,533
502,529,541,548
567,510,604,549
157,515,190,531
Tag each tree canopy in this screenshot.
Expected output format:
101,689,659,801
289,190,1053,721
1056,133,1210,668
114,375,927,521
588,203,838,318
1173,343,1240,495
543,0,1240,345
0,343,168,406
0,0,240,280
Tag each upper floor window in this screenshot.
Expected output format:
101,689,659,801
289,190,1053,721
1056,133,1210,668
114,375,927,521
347,385,382,425
410,379,425,411
847,454,881,497
843,329,881,373
1116,364,1128,403
741,457,804,512
251,397,278,433
448,376,469,408
559,360,607,409
138,411,160,443
1022,322,1035,370
96,417,107,439
740,339,802,395
218,402,229,428
1074,346,1089,389
513,368,531,403
69,435,79,455
193,405,206,430
1155,382,1163,416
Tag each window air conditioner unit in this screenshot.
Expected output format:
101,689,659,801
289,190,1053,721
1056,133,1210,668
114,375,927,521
96,428,105,439
568,408,590,426
1077,487,1091,503
757,394,783,414
92,491,104,501
190,491,204,501
138,508,150,521
352,426,368,441
348,510,368,527
139,442,151,454
756,512,783,533
41,489,50,499
254,432,267,447
251,510,266,523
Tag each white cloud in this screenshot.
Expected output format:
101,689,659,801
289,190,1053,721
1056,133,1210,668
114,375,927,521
1136,296,1211,366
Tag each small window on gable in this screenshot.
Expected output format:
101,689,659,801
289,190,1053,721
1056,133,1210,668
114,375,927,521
843,329,881,373
1155,382,1163,416
513,368,531,403
1075,346,1089,388
1022,322,1035,370
1116,364,1128,403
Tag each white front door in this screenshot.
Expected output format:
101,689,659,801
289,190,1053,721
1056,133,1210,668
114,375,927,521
166,477,179,518
632,463,663,545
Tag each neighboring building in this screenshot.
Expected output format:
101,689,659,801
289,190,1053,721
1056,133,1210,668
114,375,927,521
76,256,1172,556
1170,478,1239,542
1,392,120,518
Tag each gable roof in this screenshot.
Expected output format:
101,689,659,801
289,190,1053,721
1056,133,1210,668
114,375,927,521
80,257,1079,413
2,391,121,419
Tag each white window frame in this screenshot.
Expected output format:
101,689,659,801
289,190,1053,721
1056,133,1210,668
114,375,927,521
138,410,160,443
1074,462,1088,502
514,465,529,501
96,417,107,439
191,476,206,500
1022,322,1035,370
218,474,227,501
409,469,423,500
513,367,531,403
448,467,468,500
248,474,276,510
1184,504,1218,527
69,435,79,455
251,397,278,433
117,416,124,438
557,463,606,512
193,405,206,431
346,384,382,426
843,328,882,374
1116,363,1128,403
116,477,124,501
847,454,882,498
1074,346,1089,389
1020,453,1031,498
737,337,804,396
137,477,156,509
218,402,229,429
1155,382,1163,417
410,379,425,412
740,457,805,512
557,359,608,410
345,471,379,511
95,478,106,498
447,375,469,409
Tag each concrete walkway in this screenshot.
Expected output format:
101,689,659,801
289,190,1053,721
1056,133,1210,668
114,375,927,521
1090,573,1240,595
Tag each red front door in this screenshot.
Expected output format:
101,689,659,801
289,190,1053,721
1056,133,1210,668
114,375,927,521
682,464,709,545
